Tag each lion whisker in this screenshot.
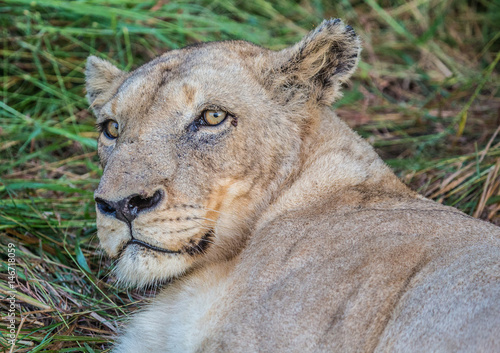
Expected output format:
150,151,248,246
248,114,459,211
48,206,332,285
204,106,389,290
199,207,234,217
190,218,233,231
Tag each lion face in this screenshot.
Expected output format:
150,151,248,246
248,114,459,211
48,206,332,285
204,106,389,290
86,21,360,287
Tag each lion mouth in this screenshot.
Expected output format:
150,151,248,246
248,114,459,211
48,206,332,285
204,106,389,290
127,239,182,254
124,230,214,256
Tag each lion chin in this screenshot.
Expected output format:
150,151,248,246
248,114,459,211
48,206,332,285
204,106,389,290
85,18,500,353
114,246,190,288
113,231,215,287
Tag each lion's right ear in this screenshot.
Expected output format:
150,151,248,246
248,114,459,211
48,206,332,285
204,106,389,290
85,56,125,115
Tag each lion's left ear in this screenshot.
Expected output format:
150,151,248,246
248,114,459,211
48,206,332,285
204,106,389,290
270,19,361,106
85,56,126,115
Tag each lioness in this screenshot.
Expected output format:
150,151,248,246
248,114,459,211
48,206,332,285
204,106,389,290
85,19,500,352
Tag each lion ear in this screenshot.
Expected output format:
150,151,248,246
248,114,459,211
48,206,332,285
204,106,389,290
271,19,361,105
85,56,125,115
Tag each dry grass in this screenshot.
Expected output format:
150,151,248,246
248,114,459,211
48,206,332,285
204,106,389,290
1,0,499,351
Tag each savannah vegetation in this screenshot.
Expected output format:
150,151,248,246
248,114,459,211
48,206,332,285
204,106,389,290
1,0,499,351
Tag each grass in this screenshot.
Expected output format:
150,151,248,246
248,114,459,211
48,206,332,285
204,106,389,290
1,0,499,351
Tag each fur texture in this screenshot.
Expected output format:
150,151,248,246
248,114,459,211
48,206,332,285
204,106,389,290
85,19,500,352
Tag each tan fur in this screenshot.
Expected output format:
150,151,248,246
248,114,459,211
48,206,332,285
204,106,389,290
85,19,500,352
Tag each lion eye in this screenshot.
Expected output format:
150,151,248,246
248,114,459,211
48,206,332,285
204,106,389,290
202,110,227,126
103,120,119,139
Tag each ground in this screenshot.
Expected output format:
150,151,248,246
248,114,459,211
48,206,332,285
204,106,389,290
0,1,499,352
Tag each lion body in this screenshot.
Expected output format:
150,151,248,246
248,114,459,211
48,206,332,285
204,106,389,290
85,20,500,352
111,115,500,353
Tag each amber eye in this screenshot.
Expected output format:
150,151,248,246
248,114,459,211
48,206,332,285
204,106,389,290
103,120,119,139
202,110,227,126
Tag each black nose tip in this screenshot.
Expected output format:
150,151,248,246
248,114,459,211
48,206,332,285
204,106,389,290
95,198,117,216
95,190,163,223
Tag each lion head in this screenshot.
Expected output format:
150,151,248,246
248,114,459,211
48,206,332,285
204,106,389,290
85,19,360,287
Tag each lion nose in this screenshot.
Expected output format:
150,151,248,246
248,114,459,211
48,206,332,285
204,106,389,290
95,190,163,223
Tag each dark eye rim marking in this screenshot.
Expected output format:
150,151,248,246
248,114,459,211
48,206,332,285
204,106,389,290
200,110,228,126
96,119,119,140
197,109,229,127
188,104,237,131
